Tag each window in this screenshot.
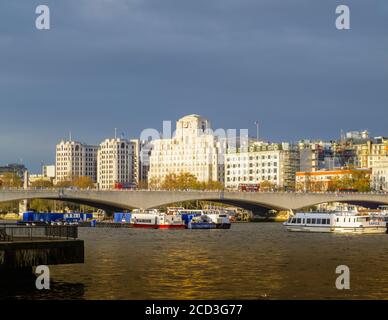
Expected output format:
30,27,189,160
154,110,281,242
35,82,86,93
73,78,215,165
307,218,311,224
311,219,316,224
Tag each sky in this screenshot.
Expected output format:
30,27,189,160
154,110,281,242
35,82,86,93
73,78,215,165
0,0,387,172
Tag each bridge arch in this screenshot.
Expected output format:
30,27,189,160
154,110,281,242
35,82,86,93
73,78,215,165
0,191,133,214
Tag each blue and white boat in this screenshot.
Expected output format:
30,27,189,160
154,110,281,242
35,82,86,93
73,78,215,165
179,209,232,230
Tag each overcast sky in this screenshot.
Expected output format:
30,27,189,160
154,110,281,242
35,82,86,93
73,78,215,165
0,0,387,172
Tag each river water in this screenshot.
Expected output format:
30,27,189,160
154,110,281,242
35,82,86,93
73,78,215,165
3,223,388,300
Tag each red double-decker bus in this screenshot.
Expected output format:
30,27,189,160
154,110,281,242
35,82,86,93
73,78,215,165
114,182,137,190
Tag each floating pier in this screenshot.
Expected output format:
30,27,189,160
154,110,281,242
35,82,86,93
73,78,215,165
0,224,84,283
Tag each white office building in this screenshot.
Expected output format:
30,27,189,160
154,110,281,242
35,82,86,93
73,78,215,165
55,140,98,183
225,141,299,190
43,165,56,179
97,138,138,190
148,114,225,186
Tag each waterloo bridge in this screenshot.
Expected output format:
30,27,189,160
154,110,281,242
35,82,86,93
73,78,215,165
1,189,388,214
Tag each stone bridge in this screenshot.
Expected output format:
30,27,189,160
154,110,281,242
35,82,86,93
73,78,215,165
1,189,388,213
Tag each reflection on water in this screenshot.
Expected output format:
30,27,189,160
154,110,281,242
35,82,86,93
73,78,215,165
0,281,85,300
3,223,388,299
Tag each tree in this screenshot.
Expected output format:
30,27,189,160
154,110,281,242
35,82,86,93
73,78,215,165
0,172,22,188
30,179,53,189
73,176,94,189
148,177,159,190
202,180,224,191
328,170,371,192
30,199,52,212
138,180,148,190
260,180,276,192
161,173,200,190
55,176,94,189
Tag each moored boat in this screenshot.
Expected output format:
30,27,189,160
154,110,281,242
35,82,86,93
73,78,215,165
131,210,186,229
283,206,387,234
179,209,232,230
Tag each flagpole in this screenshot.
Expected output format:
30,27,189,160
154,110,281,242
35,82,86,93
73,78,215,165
254,121,259,142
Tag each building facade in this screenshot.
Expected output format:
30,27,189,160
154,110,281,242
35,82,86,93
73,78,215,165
353,137,388,168
43,165,56,179
371,157,388,191
55,140,98,183
147,114,225,186
97,138,138,190
225,141,299,190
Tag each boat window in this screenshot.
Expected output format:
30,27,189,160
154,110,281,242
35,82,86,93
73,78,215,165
311,219,316,224
317,218,321,224
296,218,301,224
307,218,311,224
291,219,296,224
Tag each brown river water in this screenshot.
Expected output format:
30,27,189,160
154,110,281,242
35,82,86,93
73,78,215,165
3,222,388,300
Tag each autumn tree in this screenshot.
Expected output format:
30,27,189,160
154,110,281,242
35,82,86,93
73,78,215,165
159,172,224,191
201,180,224,191
161,173,199,190
328,170,371,192
148,177,160,190
259,180,276,192
73,176,95,189
0,172,22,188
30,179,53,189
55,176,95,189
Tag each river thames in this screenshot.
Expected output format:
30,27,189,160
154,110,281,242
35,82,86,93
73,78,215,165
3,223,388,300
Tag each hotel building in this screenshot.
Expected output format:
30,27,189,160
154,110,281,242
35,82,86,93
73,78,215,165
147,114,225,186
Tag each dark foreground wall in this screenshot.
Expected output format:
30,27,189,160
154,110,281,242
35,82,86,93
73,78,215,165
0,240,84,269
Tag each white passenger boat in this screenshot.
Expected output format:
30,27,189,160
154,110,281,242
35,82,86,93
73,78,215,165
130,209,185,229
284,207,387,234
